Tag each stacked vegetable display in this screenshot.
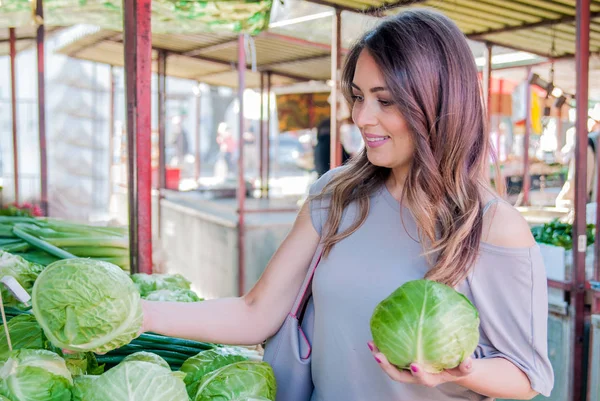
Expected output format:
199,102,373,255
0,252,275,401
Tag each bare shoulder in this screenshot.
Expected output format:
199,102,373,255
481,199,535,248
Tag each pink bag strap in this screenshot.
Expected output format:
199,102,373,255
290,245,324,318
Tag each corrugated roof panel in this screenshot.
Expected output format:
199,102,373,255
166,55,229,80
271,57,333,81
479,0,561,19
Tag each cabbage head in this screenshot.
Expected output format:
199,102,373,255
131,274,191,297
0,315,44,362
72,361,188,401
181,347,249,397
31,259,143,354
144,289,203,302
0,251,44,308
61,352,104,376
123,352,169,370
194,361,276,401
0,349,72,401
370,279,480,373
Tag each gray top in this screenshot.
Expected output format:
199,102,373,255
308,168,554,401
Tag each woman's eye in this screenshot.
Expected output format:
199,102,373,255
378,99,392,107
352,94,364,102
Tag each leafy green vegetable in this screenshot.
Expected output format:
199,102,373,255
132,274,191,297
71,361,188,401
62,352,104,377
181,348,249,397
0,251,44,308
370,279,480,373
531,219,595,250
0,349,72,401
0,315,44,362
194,361,276,401
122,352,170,370
31,258,143,354
144,289,203,302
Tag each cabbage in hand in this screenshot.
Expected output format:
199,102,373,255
31,259,143,354
370,279,479,373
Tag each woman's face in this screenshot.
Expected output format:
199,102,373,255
351,50,415,174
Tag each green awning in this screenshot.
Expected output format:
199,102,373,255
0,0,273,35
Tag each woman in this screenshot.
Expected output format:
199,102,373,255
141,9,554,401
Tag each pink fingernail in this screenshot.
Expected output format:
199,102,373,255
375,356,381,363
410,365,419,373
367,342,374,351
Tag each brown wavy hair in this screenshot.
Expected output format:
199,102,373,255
315,9,500,287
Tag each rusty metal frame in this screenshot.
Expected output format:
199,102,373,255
124,0,153,274
573,1,590,400
9,28,18,204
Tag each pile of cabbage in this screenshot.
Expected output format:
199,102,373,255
0,255,275,401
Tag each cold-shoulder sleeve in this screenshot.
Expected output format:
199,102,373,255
467,244,554,397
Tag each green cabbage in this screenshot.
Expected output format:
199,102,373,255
181,348,250,397
72,361,188,401
0,315,44,362
370,279,480,373
131,274,191,297
144,289,203,302
71,375,98,401
62,352,104,376
0,349,72,401
0,251,44,308
194,361,276,401
122,352,170,370
31,259,143,354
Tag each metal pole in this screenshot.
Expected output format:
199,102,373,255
237,34,247,296
574,2,590,401
265,71,271,198
124,0,153,274
330,9,342,169
36,0,47,216
9,28,18,204
496,79,503,159
522,68,532,206
195,82,201,184
157,50,167,240
259,73,265,198
158,50,167,192
109,67,115,203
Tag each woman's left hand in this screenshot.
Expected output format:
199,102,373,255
367,341,474,387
